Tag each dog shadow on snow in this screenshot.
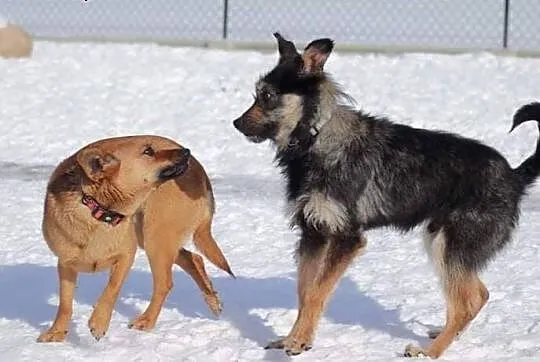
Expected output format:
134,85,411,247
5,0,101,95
0,263,426,359
0,166,429,358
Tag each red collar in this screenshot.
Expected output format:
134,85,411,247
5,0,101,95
81,194,125,226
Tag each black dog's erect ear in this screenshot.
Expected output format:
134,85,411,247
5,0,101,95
302,38,334,73
273,32,302,65
273,32,299,58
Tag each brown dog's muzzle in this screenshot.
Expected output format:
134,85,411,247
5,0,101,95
158,148,190,180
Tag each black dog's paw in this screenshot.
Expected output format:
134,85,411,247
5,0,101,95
404,344,429,358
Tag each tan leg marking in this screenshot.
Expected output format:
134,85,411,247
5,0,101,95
267,236,366,356
405,273,489,359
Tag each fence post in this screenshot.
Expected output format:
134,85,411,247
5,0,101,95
503,0,510,48
222,0,229,40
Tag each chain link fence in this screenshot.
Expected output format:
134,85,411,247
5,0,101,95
0,0,538,53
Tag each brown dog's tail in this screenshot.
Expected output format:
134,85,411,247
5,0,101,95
193,218,235,278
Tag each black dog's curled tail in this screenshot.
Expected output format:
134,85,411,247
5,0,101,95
510,102,540,187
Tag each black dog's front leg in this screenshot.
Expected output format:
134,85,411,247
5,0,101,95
266,225,366,356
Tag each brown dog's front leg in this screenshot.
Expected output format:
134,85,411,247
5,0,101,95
37,263,78,343
128,249,174,331
88,251,135,341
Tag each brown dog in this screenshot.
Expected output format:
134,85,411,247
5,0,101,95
37,135,234,342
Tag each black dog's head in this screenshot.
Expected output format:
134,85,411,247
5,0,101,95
233,33,335,150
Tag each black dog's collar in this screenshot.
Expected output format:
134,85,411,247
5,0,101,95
309,115,330,137
287,124,322,149
288,119,326,148
309,125,320,137
81,194,125,226
286,113,331,150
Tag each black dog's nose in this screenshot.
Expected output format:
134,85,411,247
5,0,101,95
233,118,242,130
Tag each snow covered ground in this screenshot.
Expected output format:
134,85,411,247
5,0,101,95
0,41,540,361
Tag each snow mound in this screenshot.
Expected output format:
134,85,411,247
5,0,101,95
0,21,33,58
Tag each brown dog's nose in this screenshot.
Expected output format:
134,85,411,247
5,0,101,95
171,148,190,162
180,148,190,160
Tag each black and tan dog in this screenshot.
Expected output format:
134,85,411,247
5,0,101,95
233,33,540,358
38,135,234,342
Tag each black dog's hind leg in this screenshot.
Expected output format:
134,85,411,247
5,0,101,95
266,231,366,356
406,226,490,358
427,277,487,340
405,272,489,358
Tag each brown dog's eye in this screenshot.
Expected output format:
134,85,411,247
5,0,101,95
143,146,155,157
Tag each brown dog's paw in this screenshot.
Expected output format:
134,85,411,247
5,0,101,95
88,309,111,341
37,329,68,343
128,314,156,331
203,292,222,317
265,336,313,356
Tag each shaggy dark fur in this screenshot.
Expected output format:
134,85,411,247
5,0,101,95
233,32,540,358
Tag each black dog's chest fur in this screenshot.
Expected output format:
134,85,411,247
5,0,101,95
278,114,524,237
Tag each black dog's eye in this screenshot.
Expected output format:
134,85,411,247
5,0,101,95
143,146,155,157
259,89,277,109
262,90,272,102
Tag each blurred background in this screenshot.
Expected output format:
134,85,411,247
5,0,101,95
0,0,539,54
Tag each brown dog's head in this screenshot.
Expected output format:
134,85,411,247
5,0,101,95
233,32,338,150
76,135,190,214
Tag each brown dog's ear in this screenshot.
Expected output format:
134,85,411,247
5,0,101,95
76,148,120,181
302,38,334,73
